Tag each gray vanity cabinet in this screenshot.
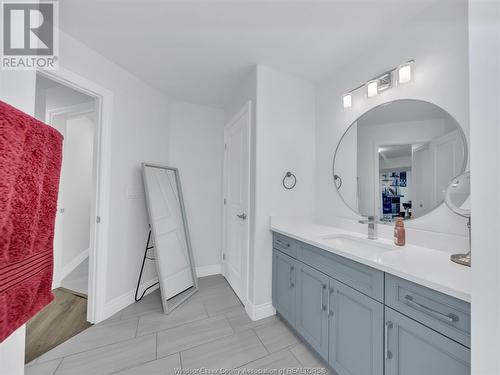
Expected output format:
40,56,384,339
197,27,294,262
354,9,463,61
385,307,470,375
272,232,470,375
294,261,330,360
329,280,383,375
272,249,297,325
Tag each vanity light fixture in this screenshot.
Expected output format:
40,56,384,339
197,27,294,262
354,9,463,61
342,59,415,108
367,80,379,97
343,93,352,108
398,61,414,84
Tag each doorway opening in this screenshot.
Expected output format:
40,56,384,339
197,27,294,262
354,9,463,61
25,73,100,363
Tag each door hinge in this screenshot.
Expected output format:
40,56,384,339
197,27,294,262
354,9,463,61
224,198,227,205
96,216,101,224
222,253,226,261
224,143,227,150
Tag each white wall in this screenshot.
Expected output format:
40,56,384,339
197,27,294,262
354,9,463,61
469,0,500,373
0,70,37,375
56,31,171,313
168,100,225,274
251,65,316,307
315,0,470,252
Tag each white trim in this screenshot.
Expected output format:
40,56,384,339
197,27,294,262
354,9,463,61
46,101,95,124
102,277,160,320
37,67,114,324
245,300,276,321
53,249,89,288
222,101,252,311
196,264,222,277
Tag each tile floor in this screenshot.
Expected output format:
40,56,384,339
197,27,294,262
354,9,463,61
60,258,89,296
26,275,331,375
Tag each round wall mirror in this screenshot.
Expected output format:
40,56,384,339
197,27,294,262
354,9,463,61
333,99,468,222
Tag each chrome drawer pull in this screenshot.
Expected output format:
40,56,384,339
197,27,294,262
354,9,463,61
321,284,327,311
404,295,459,324
385,321,393,359
328,287,334,317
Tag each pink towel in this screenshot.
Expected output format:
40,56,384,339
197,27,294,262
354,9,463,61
0,100,63,342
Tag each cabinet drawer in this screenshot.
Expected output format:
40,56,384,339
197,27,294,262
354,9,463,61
273,232,297,258
385,274,470,348
297,242,384,302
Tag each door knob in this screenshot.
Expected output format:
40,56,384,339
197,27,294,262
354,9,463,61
237,213,247,220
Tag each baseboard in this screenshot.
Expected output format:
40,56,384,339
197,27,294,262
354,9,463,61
245,300,276,321
53,249,89,288
102,277,159,321
196,264,222,277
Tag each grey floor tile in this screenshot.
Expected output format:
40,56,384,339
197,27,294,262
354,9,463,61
157,315,233,357
202,290,242,316
120,290,163,319
25,358,62,375
113,353,181,375
290,343,331,373
254,318,299,353
240,349,302,369
137,301,208,336
37,317,139,362
197,275,229,291
61,258,89,296
54,334,156,375
227,311,277,333
180,329,268,369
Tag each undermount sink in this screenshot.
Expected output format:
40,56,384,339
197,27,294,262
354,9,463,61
320,234,398,254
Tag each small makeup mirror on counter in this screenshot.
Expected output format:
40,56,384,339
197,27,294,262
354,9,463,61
445,172,471,266
333,99,468,223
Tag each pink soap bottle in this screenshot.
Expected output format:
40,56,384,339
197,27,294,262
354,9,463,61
394,218,406,246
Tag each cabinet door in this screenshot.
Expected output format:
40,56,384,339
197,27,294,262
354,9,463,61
272,249,296,325
329,280,383,375
385,307,470,375
295,262,330,360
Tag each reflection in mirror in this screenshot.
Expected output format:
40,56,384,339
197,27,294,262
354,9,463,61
333,100,467,222
142,163,198,314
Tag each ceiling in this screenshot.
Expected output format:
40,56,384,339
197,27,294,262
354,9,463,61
359,100,449,127
59,0,439,108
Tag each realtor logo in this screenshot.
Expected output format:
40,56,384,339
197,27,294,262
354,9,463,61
1,1,58,70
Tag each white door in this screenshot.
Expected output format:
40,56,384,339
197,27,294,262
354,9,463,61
223,103,251,304
412,143,433,216
144,167,193,303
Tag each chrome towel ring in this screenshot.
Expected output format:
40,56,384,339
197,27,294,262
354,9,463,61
283,171,297,190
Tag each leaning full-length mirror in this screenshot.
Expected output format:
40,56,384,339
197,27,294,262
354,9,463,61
142,163,198,314
333,99,467,222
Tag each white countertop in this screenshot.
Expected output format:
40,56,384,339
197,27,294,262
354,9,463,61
270,218,471,302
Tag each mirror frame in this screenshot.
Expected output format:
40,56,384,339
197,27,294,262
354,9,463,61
142,163,199,314
332,99,469,222
444,171,471,218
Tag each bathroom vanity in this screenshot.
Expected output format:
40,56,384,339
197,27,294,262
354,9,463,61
271,221,471,375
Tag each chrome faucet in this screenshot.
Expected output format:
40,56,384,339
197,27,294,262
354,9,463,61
358,215,377,240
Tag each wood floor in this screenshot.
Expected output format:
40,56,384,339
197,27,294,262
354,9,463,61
25,288,92,363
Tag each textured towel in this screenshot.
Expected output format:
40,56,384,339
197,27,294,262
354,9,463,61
0,100,63,342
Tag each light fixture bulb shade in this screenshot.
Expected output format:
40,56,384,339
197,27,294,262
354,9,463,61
367,80,378,97
343,94,352,108
398,63,413,84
